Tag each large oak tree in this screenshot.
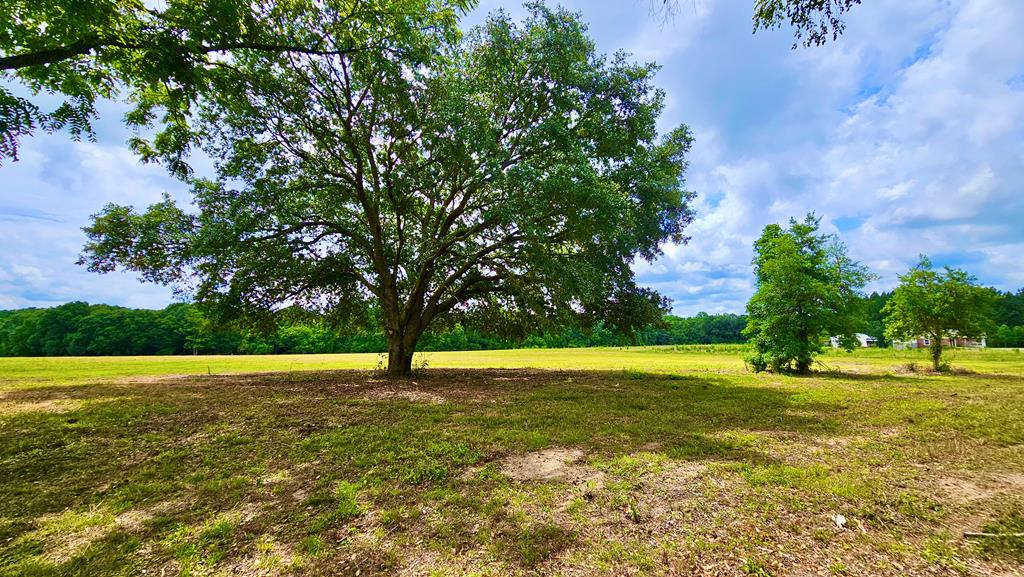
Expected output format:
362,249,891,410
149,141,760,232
79,4,696,375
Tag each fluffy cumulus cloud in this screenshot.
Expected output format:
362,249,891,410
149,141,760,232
1,0,1022,314
621,0,1024,315
820,0,1024,288
0,118,186,308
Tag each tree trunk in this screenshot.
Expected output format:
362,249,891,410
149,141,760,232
796,357,812,374
929,336,943,371
386,339,414,376
796,324,811,374
385,323,423,377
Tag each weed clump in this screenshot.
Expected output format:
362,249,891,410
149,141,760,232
975,510,1024,563
740,557,774,576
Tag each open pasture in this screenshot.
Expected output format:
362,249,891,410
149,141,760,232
1,347,1022,576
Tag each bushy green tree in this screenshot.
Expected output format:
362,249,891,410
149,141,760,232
638,312,747,345
35,301,92,355
160,303,210,354
883,257,994,370
78,4,695,375
743,214,873,373
0,308,44,356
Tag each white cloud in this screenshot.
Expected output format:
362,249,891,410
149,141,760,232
637,0,1024,314
627,0,711,61
0,130,186,309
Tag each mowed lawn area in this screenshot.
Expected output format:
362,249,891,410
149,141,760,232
1,347,1023,576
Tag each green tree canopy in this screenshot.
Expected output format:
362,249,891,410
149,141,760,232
79,4,695,375
883,256,994,370
3,1,868,163
0,0,467,165
743,213,873,373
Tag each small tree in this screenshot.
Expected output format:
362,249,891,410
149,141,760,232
744,214,873,373
883,257,993,371
79,4,695,376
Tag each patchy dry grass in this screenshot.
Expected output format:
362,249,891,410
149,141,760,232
1,348,1023,576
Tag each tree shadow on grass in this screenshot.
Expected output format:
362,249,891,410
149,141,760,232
490,371,844,459
800,367,1024,385
0,368,852,575
792,370,926,383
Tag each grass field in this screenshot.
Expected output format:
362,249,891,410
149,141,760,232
1,346,1022,576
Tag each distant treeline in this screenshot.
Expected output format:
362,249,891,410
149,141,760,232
3,288,1022,356
0,303,748,357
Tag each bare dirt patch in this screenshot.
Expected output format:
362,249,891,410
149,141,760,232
0,398,83,416
500,447,604,486
935,471,1024,504
42,524,109,564
361,387,448,404
27,505,163,564
115,509,155,532
657,460,708,486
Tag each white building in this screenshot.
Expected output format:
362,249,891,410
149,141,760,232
829,333,878,348
891,331,986,350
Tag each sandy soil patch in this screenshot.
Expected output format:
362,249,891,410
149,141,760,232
656,460,708,486
29,505,162,564
361,387,448,404
500,447,603,485
0,398,83,416
114,509,156,532
935,471,1024,503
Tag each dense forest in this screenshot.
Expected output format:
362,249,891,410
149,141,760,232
0,303,747,356
2,289,1022,356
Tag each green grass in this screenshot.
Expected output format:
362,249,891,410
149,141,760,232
1,346,1023,575
4,344,1021,387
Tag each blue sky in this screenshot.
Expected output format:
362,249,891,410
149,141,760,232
2,0,1023,315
